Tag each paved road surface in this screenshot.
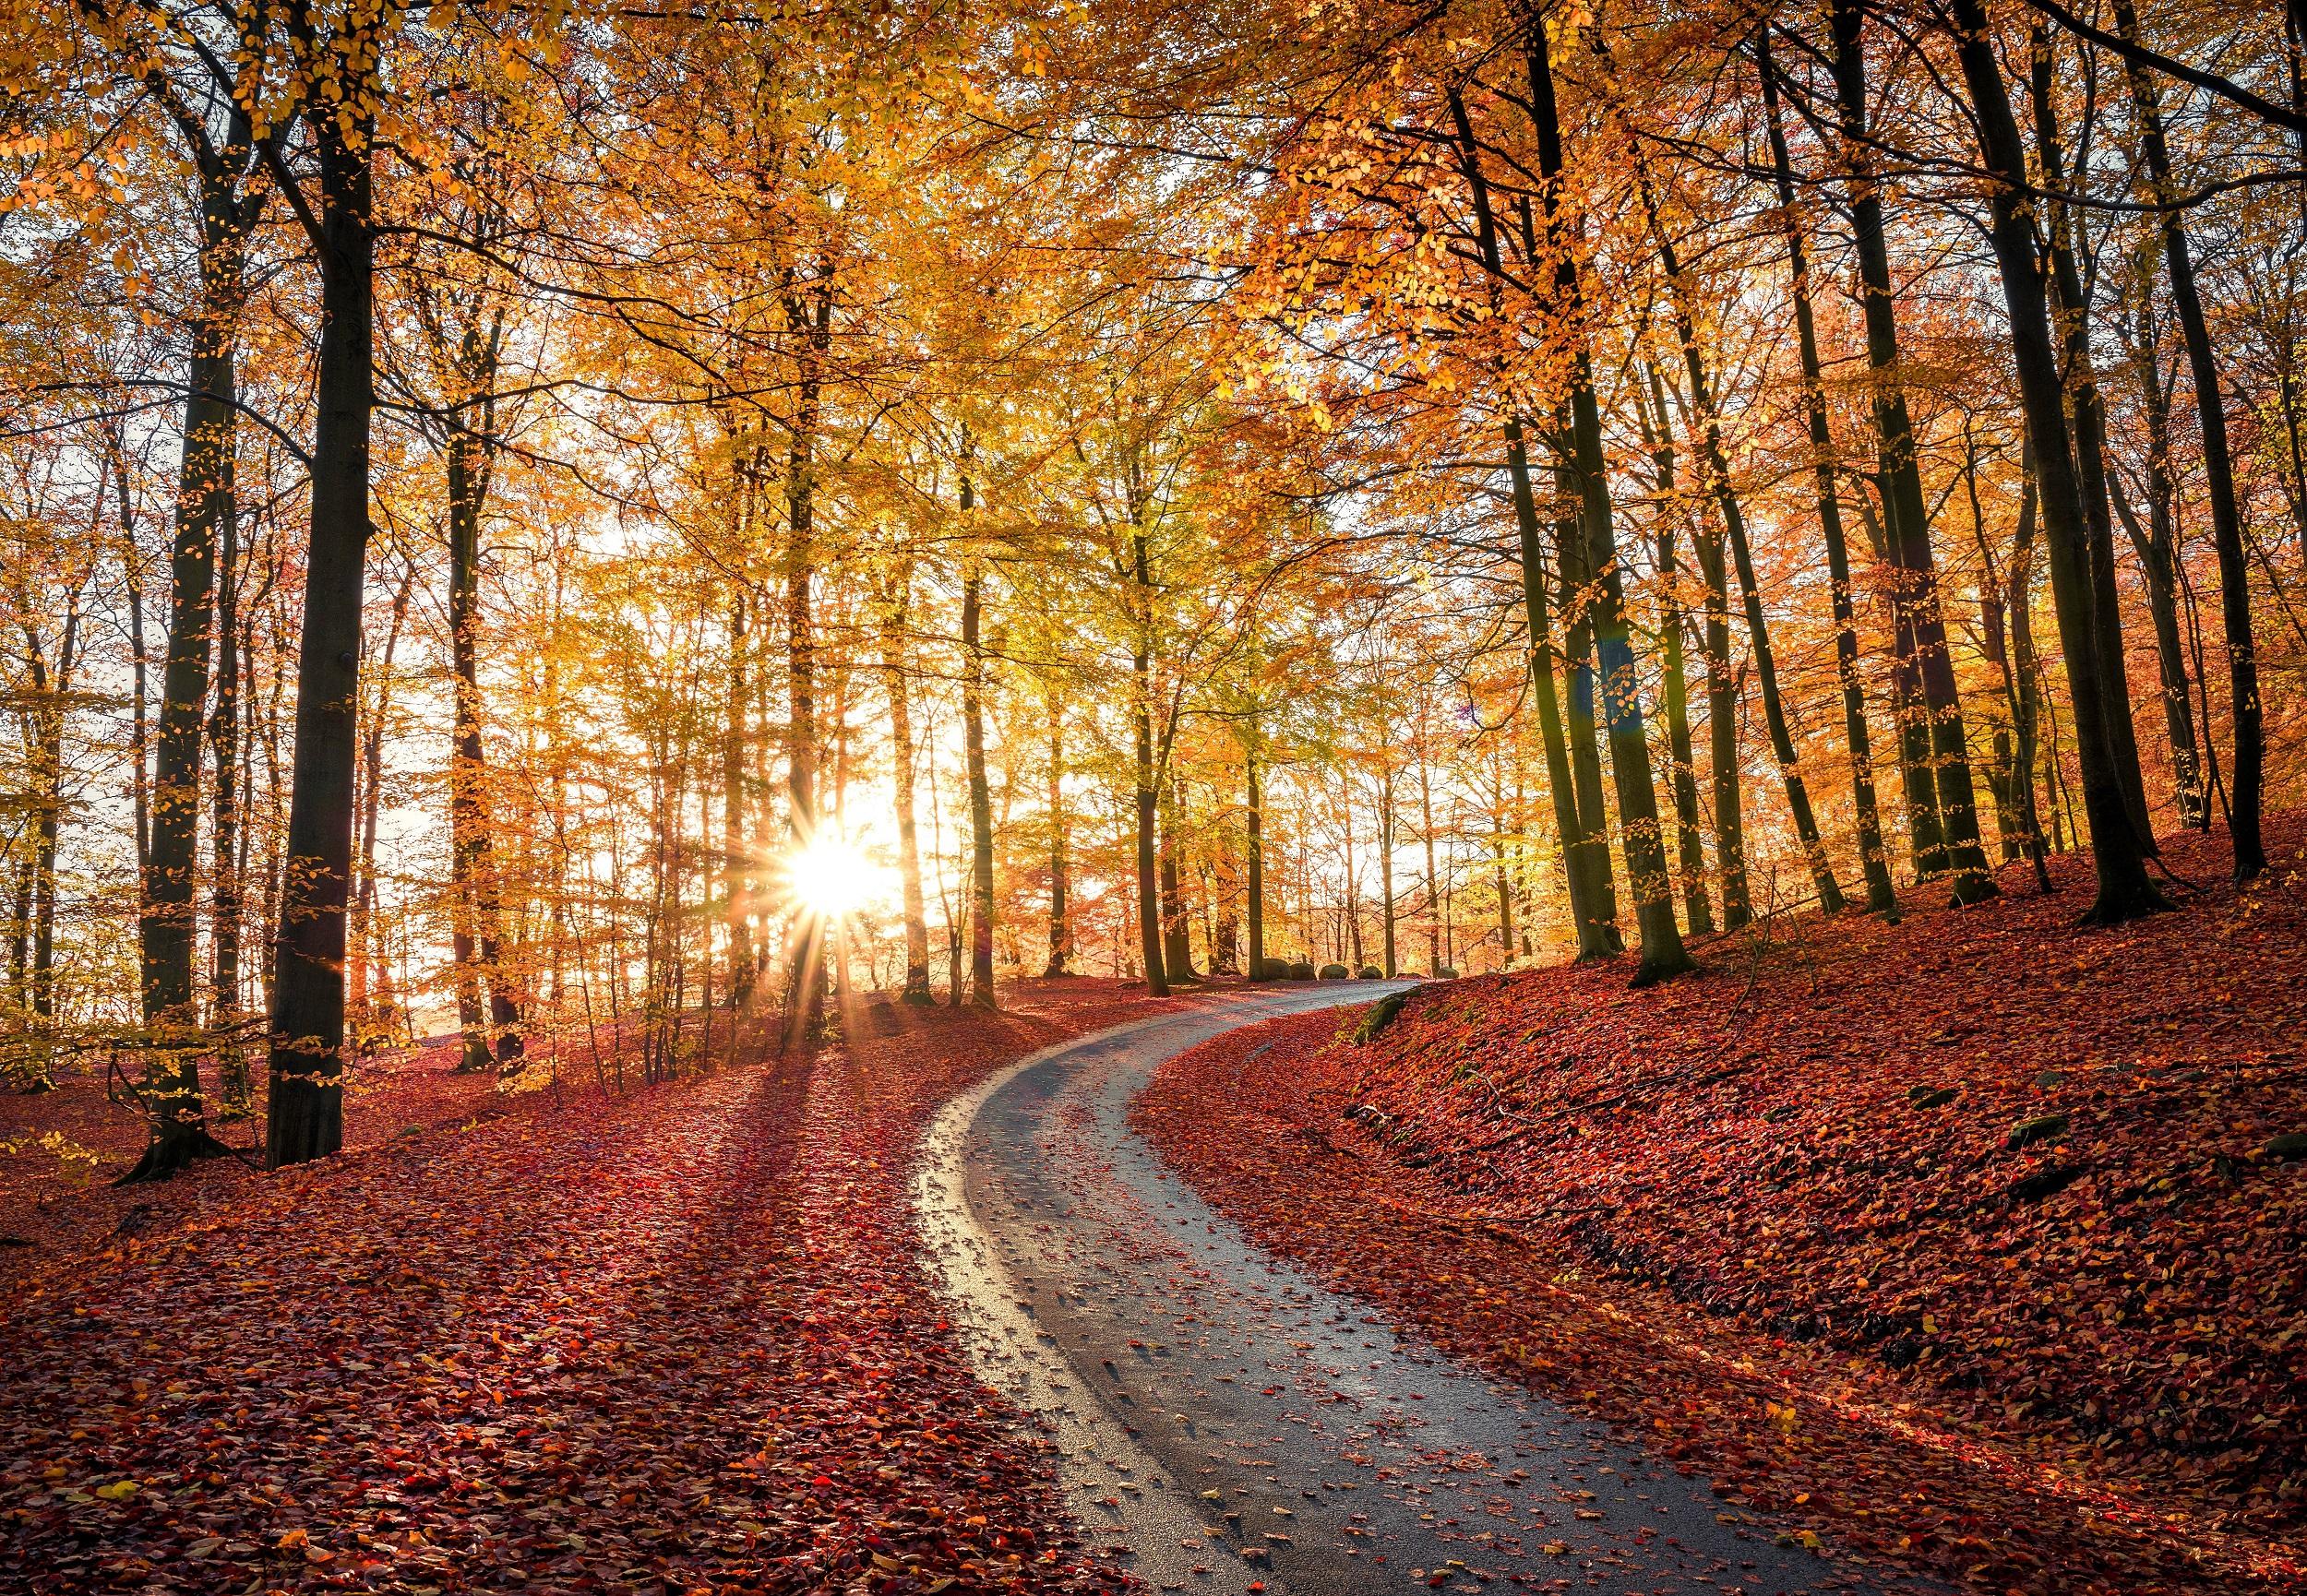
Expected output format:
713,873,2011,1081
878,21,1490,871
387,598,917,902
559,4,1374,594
917,985,1908,1596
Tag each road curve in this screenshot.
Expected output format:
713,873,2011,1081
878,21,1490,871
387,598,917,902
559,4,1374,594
915,985,1905,1596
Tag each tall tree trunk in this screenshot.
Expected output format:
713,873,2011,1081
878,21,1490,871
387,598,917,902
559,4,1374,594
1829,0,1998,903
1512,420,1616,958
1130,506,1168,995
1553,470,1623,940
111,437,151,883
1245,742,1265,977
266,113,377,1169
17,590,81,1090
1632,363,1715,935
444,345,521,1074
2113,0,2265,880
1757,32,1898,914
879,576,933,1002
30,642,66,1078
2029,27,2156,843
1947,0,2169,923
1637,135,1844,913
1692,512,1748,929
208,456,247,1110
346,562,409,1055
723,590,755,1010
781,286,831,1049
1160,776,1197,981
2001,465,2057,888
1378,763,1397,976
1524,21,1691,983
960,562,997,1009
1445,91,1619,959
130,173,248,1177
2111,269,2207,828
1045,694,1070,975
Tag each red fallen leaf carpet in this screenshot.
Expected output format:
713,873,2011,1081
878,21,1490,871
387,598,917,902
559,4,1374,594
1133,823,2307,1596
0,978,1185,1596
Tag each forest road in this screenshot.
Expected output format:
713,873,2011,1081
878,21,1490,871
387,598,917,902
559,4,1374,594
917,984,1915,1596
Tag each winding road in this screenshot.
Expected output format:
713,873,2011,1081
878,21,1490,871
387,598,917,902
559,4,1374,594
918,985,1909,1596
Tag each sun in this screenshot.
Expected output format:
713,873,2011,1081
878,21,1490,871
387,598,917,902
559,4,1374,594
782,835,876,920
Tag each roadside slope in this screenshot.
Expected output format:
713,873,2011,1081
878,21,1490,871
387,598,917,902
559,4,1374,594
1133,825,2307,1596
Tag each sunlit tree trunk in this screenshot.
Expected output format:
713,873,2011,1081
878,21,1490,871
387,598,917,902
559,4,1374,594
879,572,933,1002
208,454,247,1110
347,564,411,1058
1378,761,1397,977
960,559,997,1009
780,285,831,1048
1161,775,1197,982
1245,740,1265,977
1044,693,1070,975
723,590,755,1011
444,320,522,1074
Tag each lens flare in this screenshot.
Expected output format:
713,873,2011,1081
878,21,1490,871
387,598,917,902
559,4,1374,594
782,835,874,919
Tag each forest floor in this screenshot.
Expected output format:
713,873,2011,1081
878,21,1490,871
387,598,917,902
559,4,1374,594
0,976,1192,1595
1133,821,2307,1596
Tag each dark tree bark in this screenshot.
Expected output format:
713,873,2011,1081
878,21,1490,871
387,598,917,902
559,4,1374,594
1550,469,1625,943
1758,31,1899,915
207,438,247,1110
2110,276,2206,829
1691,501,1749,929
1443,89,1620,959
1524,19,1691,983
129,149,257,1177
1946,0,2169,923
2028,28,2156,844
14,578,84,1091
266,104,378,1169
2113,0,2264,879
1828,0,1998,903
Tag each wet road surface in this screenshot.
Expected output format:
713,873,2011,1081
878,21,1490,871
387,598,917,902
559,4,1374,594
916,986,1912,1595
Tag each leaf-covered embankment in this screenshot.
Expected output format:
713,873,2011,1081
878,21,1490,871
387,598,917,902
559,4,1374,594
0,979,1179,1596
1133,823,2307,1596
